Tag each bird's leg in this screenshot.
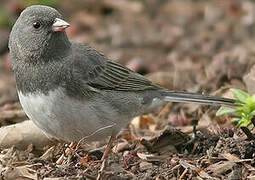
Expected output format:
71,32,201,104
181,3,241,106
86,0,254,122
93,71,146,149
191,119,198,140
184,119,198,149
56,142,76,165
56,134,115,164
101,135,116,161
185,107,204,149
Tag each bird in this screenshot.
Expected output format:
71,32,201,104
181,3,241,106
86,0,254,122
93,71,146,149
9,5,235,160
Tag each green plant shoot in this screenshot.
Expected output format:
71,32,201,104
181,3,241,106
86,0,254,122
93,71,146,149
216,88,255,127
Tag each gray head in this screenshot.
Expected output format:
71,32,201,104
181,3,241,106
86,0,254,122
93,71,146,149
9,5,71,66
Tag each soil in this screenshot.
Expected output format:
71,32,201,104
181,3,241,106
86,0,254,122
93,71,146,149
1,0,255,179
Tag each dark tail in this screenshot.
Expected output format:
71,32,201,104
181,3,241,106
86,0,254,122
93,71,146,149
161,90,236,106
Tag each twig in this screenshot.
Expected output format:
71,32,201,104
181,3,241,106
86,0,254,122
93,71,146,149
76,123,117,149
179,168,188,180
82,172,96,180
240,126,255,141
96,159,106,180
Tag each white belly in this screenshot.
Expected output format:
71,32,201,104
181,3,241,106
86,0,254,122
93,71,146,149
17,88,121,142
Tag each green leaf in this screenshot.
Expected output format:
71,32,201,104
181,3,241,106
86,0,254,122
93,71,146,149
251,110,255,116
239,117,249,126
246,96,255,110
231,117,241,123
230,88,249,103
216,106,236,116
231,117,242,126
216,88,255,128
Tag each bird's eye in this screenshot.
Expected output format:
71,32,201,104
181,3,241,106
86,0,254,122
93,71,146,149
33,22,41,29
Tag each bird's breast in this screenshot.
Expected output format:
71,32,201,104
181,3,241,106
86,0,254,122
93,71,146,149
17,88,124,142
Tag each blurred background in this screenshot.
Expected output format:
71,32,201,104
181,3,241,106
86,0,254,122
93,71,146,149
1,0,255,122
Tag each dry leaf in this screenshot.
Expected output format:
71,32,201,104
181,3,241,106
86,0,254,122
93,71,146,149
130,115,156,130
137,152,169,162
0,165,37,180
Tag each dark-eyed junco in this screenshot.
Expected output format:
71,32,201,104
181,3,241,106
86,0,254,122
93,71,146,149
9,5,235,159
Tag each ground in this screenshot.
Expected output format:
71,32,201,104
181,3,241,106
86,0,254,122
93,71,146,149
0,0,255,179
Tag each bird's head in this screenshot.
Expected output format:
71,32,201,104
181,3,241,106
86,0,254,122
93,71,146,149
9,5,71,65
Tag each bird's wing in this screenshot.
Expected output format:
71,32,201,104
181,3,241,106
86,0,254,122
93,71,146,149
72,44,162,92
71,43,236,107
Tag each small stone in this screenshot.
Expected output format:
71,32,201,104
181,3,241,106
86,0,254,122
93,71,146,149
112,141,129,153
123,150,129,157
139,161,153,172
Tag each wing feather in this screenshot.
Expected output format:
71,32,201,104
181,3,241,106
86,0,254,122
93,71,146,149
72,44,162,92
88,60,161,91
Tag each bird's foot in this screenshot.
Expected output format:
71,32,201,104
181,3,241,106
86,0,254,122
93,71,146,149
56,142,76,165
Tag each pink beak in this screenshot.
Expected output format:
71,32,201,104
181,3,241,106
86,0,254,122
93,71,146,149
52,18,70,32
